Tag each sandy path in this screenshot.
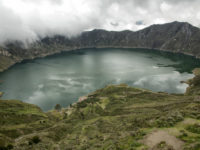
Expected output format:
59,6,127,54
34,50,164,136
144,130,184,150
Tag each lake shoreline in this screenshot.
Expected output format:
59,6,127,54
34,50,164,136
0,47,199,73
0,48,198,111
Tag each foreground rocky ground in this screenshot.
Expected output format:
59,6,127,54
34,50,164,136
1,69,200,150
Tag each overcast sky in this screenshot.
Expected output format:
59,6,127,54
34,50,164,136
0,0,200,44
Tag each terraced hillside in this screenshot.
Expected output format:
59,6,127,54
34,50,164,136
0,69,200,149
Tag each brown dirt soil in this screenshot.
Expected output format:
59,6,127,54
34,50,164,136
143,130,184,150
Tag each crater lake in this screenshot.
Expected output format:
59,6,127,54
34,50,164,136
1,48,200,111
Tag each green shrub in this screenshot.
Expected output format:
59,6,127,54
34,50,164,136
158,141,167,148
6,144,13,150
29,136,41,145
154,141,174,150
184,142,200,150
54,104,62,111
0,144,13,150
192,143,200,150
186,124,200,134
156,112,184,127
130,141,141,147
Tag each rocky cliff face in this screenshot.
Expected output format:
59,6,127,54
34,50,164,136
1,21,200,72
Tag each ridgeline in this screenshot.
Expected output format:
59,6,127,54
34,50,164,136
1,21,200,72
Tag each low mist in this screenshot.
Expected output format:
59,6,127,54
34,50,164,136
0,0,200,45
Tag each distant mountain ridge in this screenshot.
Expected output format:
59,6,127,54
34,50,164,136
1,21,200,72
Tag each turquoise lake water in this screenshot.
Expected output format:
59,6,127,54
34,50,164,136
1,48,200,111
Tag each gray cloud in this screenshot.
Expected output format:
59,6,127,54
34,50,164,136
0,0,200,45
0,2,37,44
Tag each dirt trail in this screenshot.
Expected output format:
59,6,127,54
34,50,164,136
144,130,184,150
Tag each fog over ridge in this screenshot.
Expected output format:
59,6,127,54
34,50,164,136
0,0,200,45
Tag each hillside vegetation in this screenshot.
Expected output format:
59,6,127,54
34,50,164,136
0,69,200,149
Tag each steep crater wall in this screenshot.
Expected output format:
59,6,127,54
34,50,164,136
1,21,200,72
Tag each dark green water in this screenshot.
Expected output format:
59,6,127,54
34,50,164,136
0,48,200,111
